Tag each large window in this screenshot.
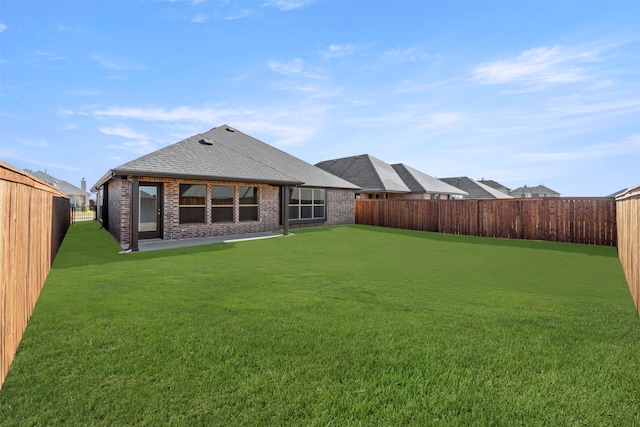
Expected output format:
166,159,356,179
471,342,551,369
289,187,325,220
179,184,205,224
211,185,234,222
239,186,259,221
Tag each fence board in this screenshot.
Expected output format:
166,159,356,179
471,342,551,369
616,186,640,316
355,197,617,246
0,161,69,389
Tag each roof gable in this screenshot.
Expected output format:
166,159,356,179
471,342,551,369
440,177,513,199
391,164,469,196
103,125,359,189
511,185,560,196
30,171,89,197
316,154,409,193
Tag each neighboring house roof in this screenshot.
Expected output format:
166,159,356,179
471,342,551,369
29,170,90,198
440,177,513,199
478,179,511,194
390,164,468,196
93,125,359,190
608,188,628,198
315,154,410,193
511,185,560,196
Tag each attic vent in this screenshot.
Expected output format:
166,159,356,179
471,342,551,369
199,139,214,146
225,127,235,132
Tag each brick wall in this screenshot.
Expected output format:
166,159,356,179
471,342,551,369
107,179,131,247
106,176,356,246
161,179,281,240
289,189,356,231
326,189,355,225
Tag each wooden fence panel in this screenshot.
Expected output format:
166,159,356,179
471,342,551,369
0,162,70,389
355,197,617,246
616,186,640,316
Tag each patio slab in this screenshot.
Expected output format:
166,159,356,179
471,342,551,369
131,231,284,252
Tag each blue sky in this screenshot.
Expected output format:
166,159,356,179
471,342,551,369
1,0,639,196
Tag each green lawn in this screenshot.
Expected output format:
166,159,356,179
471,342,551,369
1,222,639,426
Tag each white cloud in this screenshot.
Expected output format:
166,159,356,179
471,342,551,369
547,95,640,117
424,112,461,127
34,50,65,61
265,1,311,11
66,89,102,96
192,13,207,23
269,58,305,76
90,54,145,71
519,134,640,162
99,125,149,140
0,24,7,32
269,58,325,79
99,125,158,154
225,9,251,20
22,139,49,147
269,81,342,98
92,106,222,122
472,45,592,89
321,44,356,59
383,46,430,62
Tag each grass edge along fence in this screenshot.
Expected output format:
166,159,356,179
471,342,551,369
0,161,70,389
355,198,617,246
616,185,640,316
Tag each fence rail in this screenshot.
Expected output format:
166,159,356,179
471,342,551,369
1,161,70,389
355,198,617,246
616,186,640,316
71,207,96,223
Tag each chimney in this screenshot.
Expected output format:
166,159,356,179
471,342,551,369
81,178,87,192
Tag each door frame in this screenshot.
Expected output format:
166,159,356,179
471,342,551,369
138,182,163,240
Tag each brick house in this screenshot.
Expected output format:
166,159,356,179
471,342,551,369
440,177,514,199
510,184,560,198
315,154,467,199
92,125,359,251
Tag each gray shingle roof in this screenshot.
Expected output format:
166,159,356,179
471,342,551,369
478,179,511,193
391,164,469,196
440,177,513,199
30,171,89,197
97,125,359,189
510,185,560,196
315,154,410,193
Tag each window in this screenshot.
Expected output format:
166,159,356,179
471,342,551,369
289,187,325,220
239,186,259,221
211,185,234,222
179,184,205,224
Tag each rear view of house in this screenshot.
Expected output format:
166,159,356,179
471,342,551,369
92,125,359,251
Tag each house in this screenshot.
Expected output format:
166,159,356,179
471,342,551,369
390,164,468,199
510,185,560,198
608,188,629,198
314,154,467,199
315,154,410,199
92,125,360,251
439,177,513,199
478,179,511,195
27,170,91,209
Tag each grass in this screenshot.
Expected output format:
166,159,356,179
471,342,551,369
1,222,639,426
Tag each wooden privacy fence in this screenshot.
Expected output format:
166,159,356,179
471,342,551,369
1,161,70,389
355,197,617,246
616,185,640,316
